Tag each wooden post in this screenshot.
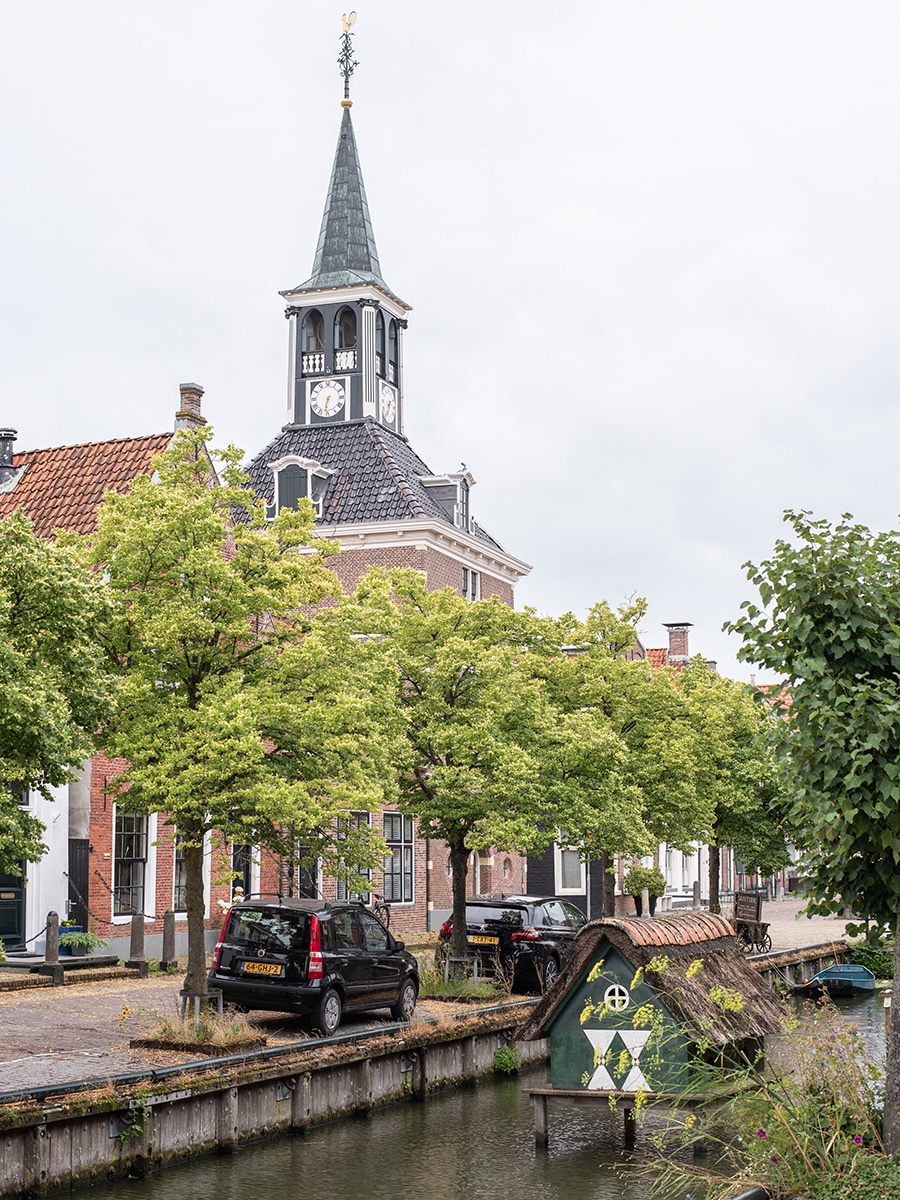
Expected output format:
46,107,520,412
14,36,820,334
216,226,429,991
217,1088,239,1152
126,913,149,977
159,909,178,973
290,1073,312,1134
533,1092,548,1145
37,911,64,984
411,1049,428,1100
624,1104,636,1147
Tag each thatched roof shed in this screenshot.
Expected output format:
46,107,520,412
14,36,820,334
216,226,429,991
518,913,785,1093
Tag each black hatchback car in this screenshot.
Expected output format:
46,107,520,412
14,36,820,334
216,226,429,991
208,898,419,1035
437,895,586,993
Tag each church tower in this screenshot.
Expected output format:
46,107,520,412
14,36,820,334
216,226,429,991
281,98,409,433
247,17,529,606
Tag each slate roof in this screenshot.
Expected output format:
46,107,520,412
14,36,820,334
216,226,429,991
0,433,171,538
246,419,507,553
287,107,394,296
518,913,785,1046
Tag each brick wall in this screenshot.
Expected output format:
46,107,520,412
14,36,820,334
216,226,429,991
85,753,233,941
325,541,514,606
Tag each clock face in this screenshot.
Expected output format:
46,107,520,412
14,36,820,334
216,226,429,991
380,382,396,424
310,379,346,418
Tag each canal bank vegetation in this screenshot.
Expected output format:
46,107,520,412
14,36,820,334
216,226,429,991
636,1000,893,1200
729,511,900,1153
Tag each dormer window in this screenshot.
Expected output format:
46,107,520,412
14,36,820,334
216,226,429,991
458,478,469,530
268,456,333,519
420,469,476,532
335,306,357,371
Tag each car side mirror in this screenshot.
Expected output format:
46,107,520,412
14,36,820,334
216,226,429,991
392,938,405,952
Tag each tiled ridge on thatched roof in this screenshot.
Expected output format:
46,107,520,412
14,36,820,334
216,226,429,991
518,913,786,1046
599,911,734,947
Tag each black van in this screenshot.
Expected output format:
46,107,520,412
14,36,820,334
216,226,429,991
208,898,419,1035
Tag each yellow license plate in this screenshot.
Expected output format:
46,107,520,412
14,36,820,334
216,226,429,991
469,935,499,946
241,961,283,976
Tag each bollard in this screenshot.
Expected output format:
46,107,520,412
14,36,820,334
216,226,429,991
693,880,701,908
641,886,650,917
126,912,150,978
37,911,64,984
45,911,59,963
159,909,179,973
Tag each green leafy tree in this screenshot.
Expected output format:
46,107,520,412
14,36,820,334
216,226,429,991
727,509,900,1151
677,660,790,913
83,429,399,998
0,510,114,872
354,570,571,960
538,603,708,914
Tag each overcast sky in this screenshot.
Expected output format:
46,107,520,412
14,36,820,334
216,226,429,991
2,2,899,679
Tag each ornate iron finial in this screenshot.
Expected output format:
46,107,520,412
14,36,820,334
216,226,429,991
338,12,358,107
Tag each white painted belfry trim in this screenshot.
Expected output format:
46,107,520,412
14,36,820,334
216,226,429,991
280,281,412,317
317,518,531,584
286,312,297,423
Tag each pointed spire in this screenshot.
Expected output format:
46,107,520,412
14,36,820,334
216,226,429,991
288,13,396,297
294,105,391,292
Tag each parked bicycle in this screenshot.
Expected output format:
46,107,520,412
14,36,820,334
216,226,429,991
370,893,391,929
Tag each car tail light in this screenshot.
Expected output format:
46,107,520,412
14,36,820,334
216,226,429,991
511,928,541,942
439,920,452,939
308,914,324,979
210,913,231,969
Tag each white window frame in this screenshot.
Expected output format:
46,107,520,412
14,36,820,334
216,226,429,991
553,841,586,895
267,455,333,518
111,808,158,923
337,811,373,902
383,813,415,905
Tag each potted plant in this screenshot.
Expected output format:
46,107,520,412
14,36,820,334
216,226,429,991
623,864,667,916
58,929,108,958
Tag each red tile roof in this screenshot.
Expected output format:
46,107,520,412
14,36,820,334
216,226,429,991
600,911,734,947
0,433,172,538
647,648,667,669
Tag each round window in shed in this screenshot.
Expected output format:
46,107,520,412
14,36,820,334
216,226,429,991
604,983,630,1011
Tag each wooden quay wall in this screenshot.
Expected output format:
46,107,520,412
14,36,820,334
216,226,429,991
0,1003,548,1198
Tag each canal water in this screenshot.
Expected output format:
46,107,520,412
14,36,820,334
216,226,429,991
92,994,887,1200
100,1064,641,1200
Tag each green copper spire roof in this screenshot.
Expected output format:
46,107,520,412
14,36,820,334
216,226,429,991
291,106,392,293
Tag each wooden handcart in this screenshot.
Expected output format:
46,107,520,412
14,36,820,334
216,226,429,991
734,891,772,955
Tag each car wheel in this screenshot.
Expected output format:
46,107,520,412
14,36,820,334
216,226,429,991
542,956,561,993
390,978,418,1022
312,988,343,1036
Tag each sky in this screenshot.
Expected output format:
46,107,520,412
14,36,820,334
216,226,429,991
2,2,900,680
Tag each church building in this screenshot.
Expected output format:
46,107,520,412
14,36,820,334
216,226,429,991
245,29,530,934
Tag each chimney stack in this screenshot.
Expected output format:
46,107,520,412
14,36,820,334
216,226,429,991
175,383,206,432
663,622,693,664
0,428,17,485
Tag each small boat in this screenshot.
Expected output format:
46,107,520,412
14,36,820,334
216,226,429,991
793,963,876,997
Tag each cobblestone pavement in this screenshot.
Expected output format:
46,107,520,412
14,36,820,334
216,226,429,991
0,971,468,1096
723,895,856,953
0,898,856,1096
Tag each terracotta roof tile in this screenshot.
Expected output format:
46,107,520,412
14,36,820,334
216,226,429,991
646,648,667,669
598,911,734,947
0,433,172,538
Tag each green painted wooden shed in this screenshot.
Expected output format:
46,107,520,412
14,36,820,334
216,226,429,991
518,912,785,1094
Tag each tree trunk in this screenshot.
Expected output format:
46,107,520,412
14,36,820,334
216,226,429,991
183,827,209,999
708,843,721,914
600,850,617,917
449,842,470,966
884,909,900,1154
